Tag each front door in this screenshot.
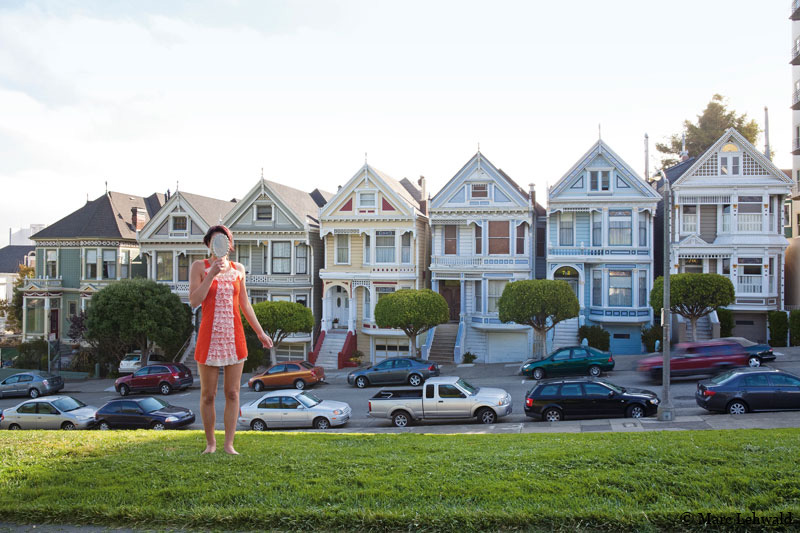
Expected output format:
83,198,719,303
332,287,348,328
439,281,461,321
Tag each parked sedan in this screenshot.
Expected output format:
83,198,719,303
347,357,440,388
637,340,748,382
520,346,615,380
115,363,193,396
239,390,351,430
248,361,325,391
0,371,64,399
719,337,776,367
696,367,800,414
94,397,195,430
0,396,97,430
524,377,660,422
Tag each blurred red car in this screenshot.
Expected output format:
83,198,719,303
637,340,748,382
115,363,193,396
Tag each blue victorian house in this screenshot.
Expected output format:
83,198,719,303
547,140,660,354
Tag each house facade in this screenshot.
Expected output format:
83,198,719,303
222,180,332,360
667,128,792,342
21,192,165,342
428,152,545,363
547,140,660,354
317,164,429,366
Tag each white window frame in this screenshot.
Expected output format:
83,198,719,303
588,169,612,193
591,269,603,307
271,294,291,302
608,209,632,246
357,191,377,208
120,250,130,279
559,212,574,246
45,249,58,278
85,249,98,280
681,205,698,234
401,232,412,264
254,204,273,222
363,234,371,265
608,270,633,308
102,249,117,280
295,293,308,307
170,215,188,235
237,244,250,273
335,234,350,265
487,280,508,314
375,231,396,264
363,289,371,320
272,241,291,274
470,183,489,199
295,244,307,275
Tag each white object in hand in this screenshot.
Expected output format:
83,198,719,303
211,233,230,258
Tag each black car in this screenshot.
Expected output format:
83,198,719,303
94,397,195,430
696,367,800,415
524,377,660,422
347,357,440,388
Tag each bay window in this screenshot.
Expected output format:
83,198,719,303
682,205,697,234
45,250,57,278
102,250,116,279
608,270,632,307
272,242,291,274
488,221,510,254
401,232,411,263
178,254,190,281
559,213,574,246
516,223,526,254
608,209,632,246
737,196,762,232
475,225,482,254
237,245,250,272
363,235,371,264
638,215,647,246
474,280,482,313
85,250,98,279
295,244,308,274
592,212,602,246
638,271,647,307
487,280,507,313
376,231,395,263
120,250,130,279
444,226,457,255
592,269,602,307
155,252,172,281
335,234,349,264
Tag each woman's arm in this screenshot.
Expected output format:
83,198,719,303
189,260,217,308
236,263,273,348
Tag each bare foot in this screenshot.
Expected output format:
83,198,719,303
223,446,239,455
202,445,216,454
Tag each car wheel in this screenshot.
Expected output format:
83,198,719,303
626,404,645,419
532,368,545,380
408,374,422,387
118,384,130,397
251,419,267,431
543,407,562,422
477,407,496,425
355,376,368,389
392,410,411,428
8,424,21,430
313,417,331,430
748,356,761,368
61,421,76,430
28,388,40,399
159,382,172,396
727,400,748,415
253,381,264,392
294,379,306,390
98,421,111,431
588,365,601,377
151,421,166,430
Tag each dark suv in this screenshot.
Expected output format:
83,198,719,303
115,363,193,396
524,377,660,422
636,340,748,382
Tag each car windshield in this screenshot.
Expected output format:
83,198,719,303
123,355,140,362
300,361,314,369
456,379,478,395
724,337,755,347
139,397,168,413
51,397,86,412
602,382,625,393
297,392,322,407
709,370,738,384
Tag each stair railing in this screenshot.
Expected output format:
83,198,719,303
308,330,326,365
420,326,436,360
337,331,358,369
453,319,466,364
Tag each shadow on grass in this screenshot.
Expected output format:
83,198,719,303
0,430,799,532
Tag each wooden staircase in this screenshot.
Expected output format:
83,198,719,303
427,322,459,364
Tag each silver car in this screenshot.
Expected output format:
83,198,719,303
0,371,64,398
238,390,351,431
0,396,98,430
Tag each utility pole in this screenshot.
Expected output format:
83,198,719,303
658,170,674,421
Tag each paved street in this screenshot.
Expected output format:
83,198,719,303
3,349,800,434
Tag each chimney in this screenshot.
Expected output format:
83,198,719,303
679,132,689,161
528,183,536,207
417,175,427,214
131,207,147,231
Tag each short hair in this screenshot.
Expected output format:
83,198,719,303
203,225,235,253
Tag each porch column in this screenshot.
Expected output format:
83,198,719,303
459,279,466,320
265,241,271,275
347,296,356,332
44,297,51,341
21,296,28,341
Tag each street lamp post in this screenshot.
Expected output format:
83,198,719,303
657,170,674,421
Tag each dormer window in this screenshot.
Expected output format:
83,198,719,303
358,192,376,208
720,143,740,175
172,216,187,231
256,205,273,221
471,183,488,199
589,171,610,192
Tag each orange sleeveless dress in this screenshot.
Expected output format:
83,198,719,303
194,259,248,366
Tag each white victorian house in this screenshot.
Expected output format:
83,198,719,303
428,152,546,363
666,128,792,342
547,140,660,354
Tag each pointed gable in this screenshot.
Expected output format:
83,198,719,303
430,152,529,210
320,164,422,219
223,179,332,231
139,191,236,241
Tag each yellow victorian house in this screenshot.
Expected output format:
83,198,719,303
315,164,430,368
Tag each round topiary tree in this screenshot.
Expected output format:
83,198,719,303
650,273,735,342
374,289,449,357
246,300,314,365
498,279,580,360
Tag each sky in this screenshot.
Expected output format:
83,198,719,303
0,0,793,246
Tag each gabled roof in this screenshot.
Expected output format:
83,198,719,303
370,166,422,211
321,164,423,218
430,152,531,209
263,179,334,224
550,139,660,200
673,128,792,187
31,192,165,241
0,245,34,273
663,156,697,184
176,192,238,226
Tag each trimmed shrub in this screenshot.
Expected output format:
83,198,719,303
15,339,49,369
790,310,800,347
717,308,734,338
578,325,610,351
641,324,663,353
462,352,477,364
767,310,788,347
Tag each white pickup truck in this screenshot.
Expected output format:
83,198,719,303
367,376,513,427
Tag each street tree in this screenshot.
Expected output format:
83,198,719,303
498,279,579,359
650,273,735,342
374,289,449,357
656,94,761,168
246,300,314,365
86,279,192,362
7,264,35,333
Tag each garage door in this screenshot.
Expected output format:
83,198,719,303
606,327,642,355
732,312,767,343
275,343,307,362
488,332,529,363
374,338,410,362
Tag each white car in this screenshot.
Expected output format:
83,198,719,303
1,396,98,430
238,390,351,431
119,353,144,374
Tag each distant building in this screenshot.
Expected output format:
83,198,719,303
8,225,46,246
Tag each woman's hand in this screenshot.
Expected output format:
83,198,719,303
207,259,225,278
258,332,273,349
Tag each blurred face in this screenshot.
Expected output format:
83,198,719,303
208,232,231,258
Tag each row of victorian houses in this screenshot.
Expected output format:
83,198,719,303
18,129,793,367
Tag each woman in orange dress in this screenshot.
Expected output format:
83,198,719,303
189,225,272,455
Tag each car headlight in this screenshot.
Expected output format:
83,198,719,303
332,409,343,415
165,416,178,422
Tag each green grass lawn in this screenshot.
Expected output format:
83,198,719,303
0,429,798,532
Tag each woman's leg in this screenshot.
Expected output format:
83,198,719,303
222,361,245,454
197,363,220,453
